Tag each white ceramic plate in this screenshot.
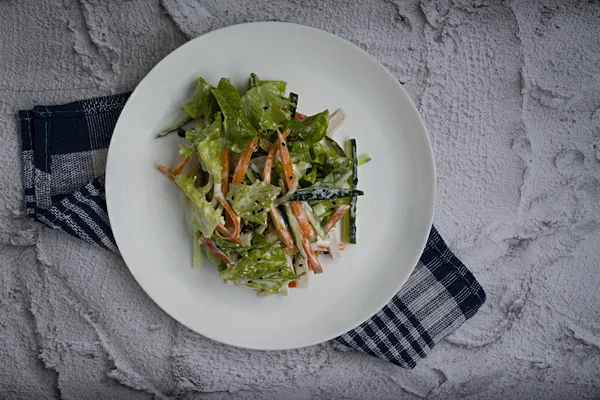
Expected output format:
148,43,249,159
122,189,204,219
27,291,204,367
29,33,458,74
106,22,435,350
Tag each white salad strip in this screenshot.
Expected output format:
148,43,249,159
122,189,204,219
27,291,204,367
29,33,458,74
328,229,342,259
326,108,347,137
294,255,309,288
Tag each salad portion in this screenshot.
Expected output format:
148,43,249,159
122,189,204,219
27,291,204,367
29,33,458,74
157,74,371,296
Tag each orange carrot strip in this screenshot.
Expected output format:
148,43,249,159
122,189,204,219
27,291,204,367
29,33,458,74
300,232,323,273
283,246,301,255
269,204,295,249
323,205,350,232
288,281,297,288
216,225,243,245
264,129,295,248
277,129,295,189
157,165,175,181
291,201,317,240
171,154,190,176
232,136,259,184
263,138,279,183
295,112,307,120
216,193,240,242
317,244,346,253
263,130,290,183
285,244,344,255
199,237,232,264
216,225,230,237
221,148,230,196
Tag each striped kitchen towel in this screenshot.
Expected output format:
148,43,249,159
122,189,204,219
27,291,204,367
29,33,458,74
19,94,486,369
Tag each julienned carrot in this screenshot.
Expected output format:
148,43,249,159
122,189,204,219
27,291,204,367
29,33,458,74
232,136,259,184
215,224,230,237
263,130,290,183
300,232,323,274
216,224,243,244
277,130,294,189
157,165,174,181
171,154,190,176
199,237,232,264
291,201,317,240
283,246,300,255
284,244,345,255
216,224,244,245
316,244,346,253
269,204,295,249
324,205,350,232
263,140,278,183
288,281,297,288
264,130,295,250
295,112,307,120
216,193,240,242
221,148,230,196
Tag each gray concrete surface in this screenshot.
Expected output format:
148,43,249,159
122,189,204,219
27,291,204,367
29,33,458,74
1,0,599,399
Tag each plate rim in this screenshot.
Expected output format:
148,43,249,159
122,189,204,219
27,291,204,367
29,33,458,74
105,21,436,350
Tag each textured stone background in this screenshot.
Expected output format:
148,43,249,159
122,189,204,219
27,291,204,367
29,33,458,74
1,0,599,399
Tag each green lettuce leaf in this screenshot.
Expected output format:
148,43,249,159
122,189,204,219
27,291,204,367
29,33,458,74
175,175,224,237
219,246,303,295
242,81,291,132
197,137,225,184
302,166,318,184
284,109,329,143
288,141,311,164
195,120,226,184
202,244,228,272
179,143,196,157
211,78,258,153
210,235,247,260
227,181,281,224
248,73,287,91
310,141,337,165
181,77,219,123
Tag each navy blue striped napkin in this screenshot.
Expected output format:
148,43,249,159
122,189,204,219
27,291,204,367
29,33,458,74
19,94,486,368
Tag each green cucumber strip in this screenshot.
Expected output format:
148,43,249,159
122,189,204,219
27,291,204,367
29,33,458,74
193,231,203,268
245,168,257,184
357,153,372,166
349,196,357,244
349,139,358,188
289,92,298,118
345,139,358,243
312,202,327,217
283,204,307,259
287,188,364,201
302,202,329,241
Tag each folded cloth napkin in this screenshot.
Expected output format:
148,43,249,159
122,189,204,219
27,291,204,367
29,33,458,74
19,94,486,369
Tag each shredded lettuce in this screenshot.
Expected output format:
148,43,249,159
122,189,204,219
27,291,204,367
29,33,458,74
211,78,258,153
175,175,224,237
219,246,303,295
288,141,311,164
196,138,225,184
227,181,281,224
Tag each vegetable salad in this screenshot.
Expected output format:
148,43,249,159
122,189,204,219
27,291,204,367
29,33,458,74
157,74,370,296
